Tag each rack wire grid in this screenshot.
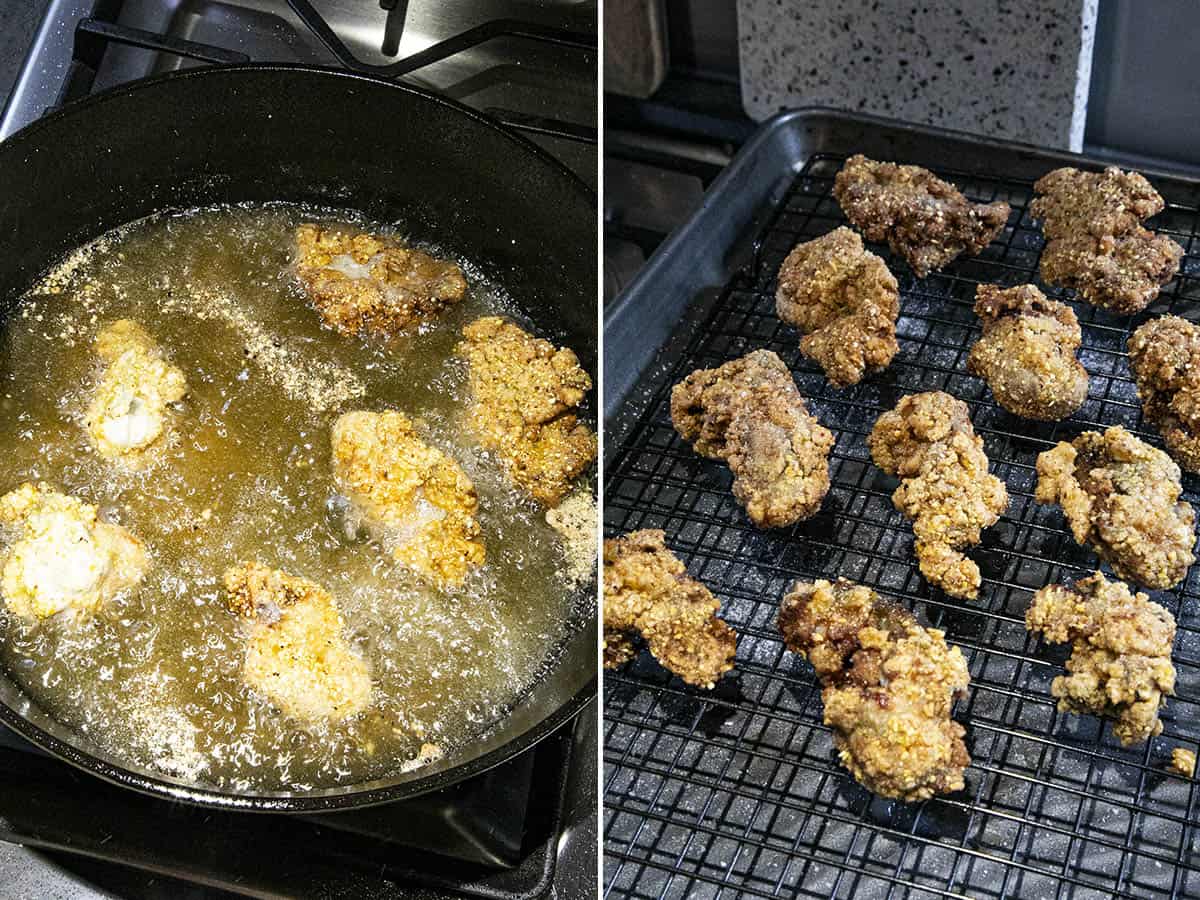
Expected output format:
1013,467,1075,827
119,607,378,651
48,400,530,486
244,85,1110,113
602,152,1200,900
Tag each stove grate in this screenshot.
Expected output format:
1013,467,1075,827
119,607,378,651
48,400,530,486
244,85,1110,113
603,152,1200,900
62,5,596,146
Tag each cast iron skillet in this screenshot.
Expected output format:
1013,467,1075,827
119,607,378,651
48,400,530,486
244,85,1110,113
0,64,597,811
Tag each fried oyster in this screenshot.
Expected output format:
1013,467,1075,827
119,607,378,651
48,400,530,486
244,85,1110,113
1030,166,1182,314
603,529,736,688
331,410,485,587
223,562,372,724
1035,426,1195,590
1027,572,1175,746
0,483,147,619
1128,315,1200,473
86,320,187,461
966,284,1088,421
670,350,834,528
868,392,1008,600
775,227,900,387
457,317,596,508
832,154,1010,278
778,578,970,801
294,223,467,337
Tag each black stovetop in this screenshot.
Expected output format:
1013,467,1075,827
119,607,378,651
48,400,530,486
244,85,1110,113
0,3,597,898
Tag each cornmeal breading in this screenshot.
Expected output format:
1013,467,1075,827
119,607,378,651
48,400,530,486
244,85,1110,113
0,482,146,619
85,320,187,461
331,410,485,587
868,392,1008,599
1170,748,1196,778
1027,573,1175,746
545,488,598,585
967,284,1088,421
223,562,371,724
1035,426,1195,590
670,350,833,528
833,154,1010,278
603,530,736,689
775,226,900,387
1128,315,1200,473
294,223,466,337
457,317,596,507
1030,167,1182,314
778,578,971,801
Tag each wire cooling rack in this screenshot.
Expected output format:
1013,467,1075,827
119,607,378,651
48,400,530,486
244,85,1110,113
603,153,1200,899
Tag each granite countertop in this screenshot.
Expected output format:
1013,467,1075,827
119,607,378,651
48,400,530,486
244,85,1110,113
737,0,1099,151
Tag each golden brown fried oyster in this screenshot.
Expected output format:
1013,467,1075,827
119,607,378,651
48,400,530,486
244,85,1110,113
778,578,971,801
832,154,1010,278
1030,167,1182,314
1128,315,1200,473
603,530,736,688
868,392,1008,600
332,410,485,587
671,350,834,528
775,227,900,387
457,317,596,508
223,562,371,725
86,320,187,461
966,284,1088,421
1027,572,1175,746
294,223,466,337
1035,426,1195,590
0,483,147,619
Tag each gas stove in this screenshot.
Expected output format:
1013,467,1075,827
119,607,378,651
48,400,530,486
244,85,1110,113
5,0,596,188
603,78,746,304
0,3,597,899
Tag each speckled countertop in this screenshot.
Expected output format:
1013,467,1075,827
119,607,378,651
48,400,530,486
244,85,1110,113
737,0,1098,150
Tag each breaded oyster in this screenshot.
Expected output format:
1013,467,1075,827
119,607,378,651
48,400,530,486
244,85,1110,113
671,350,833,528
1128,315,1200,473
86,320,187,461
0,483,146,618
1027,572,1175,746
294,223,466,337
603,530,737,688
332,410,485,587
1035,426,1195,590
224,562,371,724
967,284,1088,421
833,154,1010,277
1030,166,1182,314
457,317,596,508
775,226,900,387
868,392,1008,599
778,578,971,801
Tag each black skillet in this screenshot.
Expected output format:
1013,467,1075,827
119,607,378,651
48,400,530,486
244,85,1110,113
0,64,597,812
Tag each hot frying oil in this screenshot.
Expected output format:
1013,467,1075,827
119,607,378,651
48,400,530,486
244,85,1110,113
0,204,591,791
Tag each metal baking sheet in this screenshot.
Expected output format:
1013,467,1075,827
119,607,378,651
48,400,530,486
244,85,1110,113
603,109,1200,899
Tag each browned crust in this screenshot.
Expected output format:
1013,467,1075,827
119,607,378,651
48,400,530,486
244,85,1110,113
966,283,1088,421
670,350,834,528
778,578,971,801
1027,572,1176,746
1030,167,1182,314
832,154,1010,278
603,530,737,688
867,392,1008,599
775,227,899,387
